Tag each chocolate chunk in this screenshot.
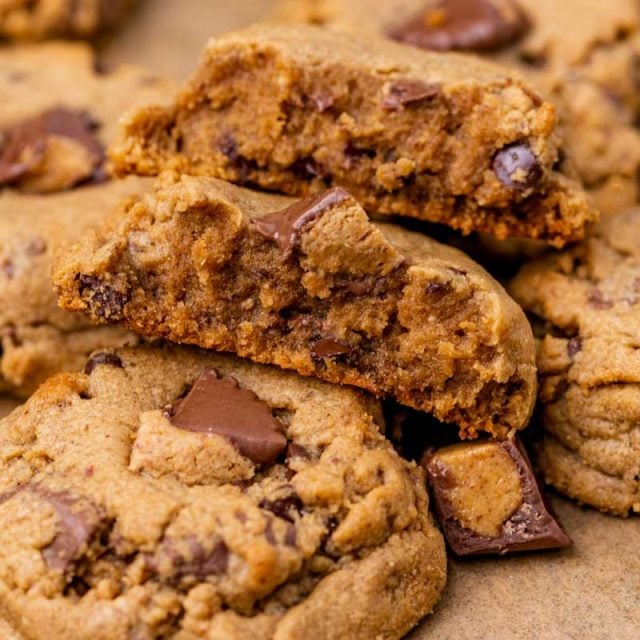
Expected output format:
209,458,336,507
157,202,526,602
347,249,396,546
259,493,304,523
36,489,103,572
254,187,352,252
493,143,543,190
423,438,571,556
169,368,287,465
383,80,441,111
566,337,582,358
152,537,229,579
84,352,124,375
284,523,297,547
286,442,311,461
0,107,105,187
389,0,529,52
77,274,129,320
311,337,353,359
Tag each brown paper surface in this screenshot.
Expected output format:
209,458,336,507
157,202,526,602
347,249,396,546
96,2,638,638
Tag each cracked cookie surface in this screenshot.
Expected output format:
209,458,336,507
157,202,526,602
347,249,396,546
510,208,640,516
110,24,596,247
0,0,134,41
0,344,446,639
272,0,640,216
54,173,536,438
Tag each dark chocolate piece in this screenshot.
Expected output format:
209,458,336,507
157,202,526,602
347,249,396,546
254,187,352,252
383,80,441,110
84,352,124,375
169,368,287,465
258,492,304,523
311,337,353,358
423,438,571,556
566,337,582,358
0,107,105,187
389,0,529,52
493,142,543,190
150,537,229,579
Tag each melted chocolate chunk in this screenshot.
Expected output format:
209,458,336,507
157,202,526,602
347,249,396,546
151,537,229,580
84,352,124,375
493,143,543,190
77,274,129,320
0,107,105,187
389,0,529,52
169,368,287,465
259,493,304,523
311,337,353,358
36,489,103,572
424,438,571,556
254,187,352,252
383,80,441,111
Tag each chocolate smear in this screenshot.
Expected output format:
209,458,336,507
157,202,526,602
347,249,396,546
389,0,529,52
169,368,287,465
254,187,352,252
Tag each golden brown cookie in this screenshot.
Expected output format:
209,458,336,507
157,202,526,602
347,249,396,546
0,344,446,639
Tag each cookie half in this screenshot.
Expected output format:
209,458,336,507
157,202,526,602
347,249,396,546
510,207,640,516
0,344,446,639
110,24,596,246
54,173,537,438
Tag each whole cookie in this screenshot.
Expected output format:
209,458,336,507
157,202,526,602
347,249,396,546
0,42,173,397
0,0,134,41
510,208,640,516
272,0,640,215
0,344,446,639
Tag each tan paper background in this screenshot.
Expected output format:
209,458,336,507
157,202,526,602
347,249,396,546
102,2,640,638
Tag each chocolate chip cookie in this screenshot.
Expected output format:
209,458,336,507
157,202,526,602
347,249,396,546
0,344,446,639
54,173,536,438
272,0,640,215
110,24,596,247
0,0,134,41
510,208,640,516
0,41,173,193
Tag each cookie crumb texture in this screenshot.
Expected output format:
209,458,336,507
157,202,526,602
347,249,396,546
510,208,640,516
54,174,536,438
111,24,596,247
0,345,446,639
0,0,134,41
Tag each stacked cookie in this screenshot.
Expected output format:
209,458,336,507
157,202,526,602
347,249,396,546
0,1,638,639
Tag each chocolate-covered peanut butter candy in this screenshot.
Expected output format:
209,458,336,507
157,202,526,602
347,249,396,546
55,174,537,438
111,25,596,246
0,344,446,640
423,438,571,555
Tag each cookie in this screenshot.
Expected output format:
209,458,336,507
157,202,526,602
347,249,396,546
0,0,133,41
0,42,175,397
110,24,597,247
0,41,173,193
272,0,640,215
510,207,640,516
54,173,536,438
0,344,446,639
422,437,571,555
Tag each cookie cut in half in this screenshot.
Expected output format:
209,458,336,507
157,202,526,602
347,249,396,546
110,24,597,247
0,344,446,640
55,173,537,438
510,207,640,516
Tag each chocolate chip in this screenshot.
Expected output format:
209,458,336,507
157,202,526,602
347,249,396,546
587,289,614,310
36,489,103,572
567,337,582,358
389,0,529,52
0,107,105,187
169,368,287,465
284,523,297,547
311,337,353,359
217,132,258,180
254,187,352,252
259,493,304,523
493,143,543,190
155,537,229,580
291,156,327,181
265,519,277,545
383,80,441,111
84,352,124,375
285,442,311,462
77,274,129,320
425,281,452,294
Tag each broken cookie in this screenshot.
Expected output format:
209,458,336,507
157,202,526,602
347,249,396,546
54,173,536,438
423,437,571,555
0,344,446,640
111,24,596,246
